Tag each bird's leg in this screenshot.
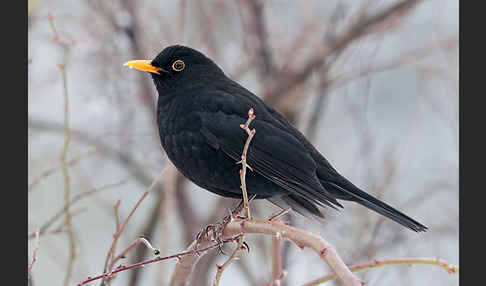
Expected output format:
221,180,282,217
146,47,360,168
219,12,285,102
194,195,256,255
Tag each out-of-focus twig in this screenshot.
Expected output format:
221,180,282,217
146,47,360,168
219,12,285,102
28,180,126,240
157,162,179,285
28,149,96,193
301,257,459,286
264,0,424,104
100,168,165,285
28,228,40,280
28,118,162,193
48,12,77,286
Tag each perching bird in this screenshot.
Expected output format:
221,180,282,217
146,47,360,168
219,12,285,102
124,45,427,232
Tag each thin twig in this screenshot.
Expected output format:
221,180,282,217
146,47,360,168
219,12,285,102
157,162,178,285
264,0,424,104
110,236,160,271
101,168,165,285
78,236,241,286
300,257,459,286
238,108,256,220
213,109,256,285
212,237,248,286
28,148,96,193
48,12,77,286
28,228,40,280
28,180,126,240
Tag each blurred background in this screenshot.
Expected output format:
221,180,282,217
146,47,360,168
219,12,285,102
28,0,458,285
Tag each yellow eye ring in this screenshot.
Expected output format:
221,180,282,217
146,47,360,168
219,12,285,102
172,60,185,72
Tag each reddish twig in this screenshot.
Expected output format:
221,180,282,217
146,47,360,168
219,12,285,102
28,228,40,280
212,236,248,286
301,257,459,286
213,108,256,285
77,236,240,286
238,108,256,219
101,168,165,284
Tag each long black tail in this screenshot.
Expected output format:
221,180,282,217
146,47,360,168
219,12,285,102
321,179,428,232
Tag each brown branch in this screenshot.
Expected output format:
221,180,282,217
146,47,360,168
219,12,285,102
28,229,40,280
264,0,424,104
327,35,459,92
127,189,165,286
28,180,126,240
212,108,256,285
156,162,179,285
238,108,256,219
246,0,274,76
78,236,241,286
28,118,163,194
301,257,459,286
48,12,77,286
268,214,286,286
212,237,248,286
100,168,165,285
28,148,96,193
170,218,362,286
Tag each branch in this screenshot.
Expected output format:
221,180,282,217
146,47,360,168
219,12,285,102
28,180,126,240
28,229,40,280
212,108,256,285
28,148,96,193
100,168,165,285
238,108,256,219
48,12,77,286
264,0,424,104
77,236,241,286
301,257,459,286
268,215,286,286
212,238,248,286
170,218,362,286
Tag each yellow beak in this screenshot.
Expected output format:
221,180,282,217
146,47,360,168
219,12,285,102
123,60,167,74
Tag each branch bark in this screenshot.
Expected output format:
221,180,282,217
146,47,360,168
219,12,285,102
170,218,363,286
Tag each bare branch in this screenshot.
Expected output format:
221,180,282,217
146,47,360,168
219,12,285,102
28,229,40,280
301,257,459,286
101,168,165,285
170,218,363,286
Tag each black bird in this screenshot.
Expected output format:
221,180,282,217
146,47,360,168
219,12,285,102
125,45,427,232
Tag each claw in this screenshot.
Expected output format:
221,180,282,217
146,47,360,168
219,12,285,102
194,201,245,255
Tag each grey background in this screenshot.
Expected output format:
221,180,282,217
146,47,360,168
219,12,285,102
28,0,458,285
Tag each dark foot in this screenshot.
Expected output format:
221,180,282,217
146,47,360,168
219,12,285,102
195,217,231,255
194,195,256,255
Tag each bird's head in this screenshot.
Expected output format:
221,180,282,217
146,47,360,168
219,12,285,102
124,45,225,92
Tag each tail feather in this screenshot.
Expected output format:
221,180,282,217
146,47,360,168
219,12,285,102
323,180,428,232
267,194,324,219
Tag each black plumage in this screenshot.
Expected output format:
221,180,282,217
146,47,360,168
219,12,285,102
125,45,427,232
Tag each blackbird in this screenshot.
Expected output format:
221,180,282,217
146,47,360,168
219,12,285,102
124,45,427,232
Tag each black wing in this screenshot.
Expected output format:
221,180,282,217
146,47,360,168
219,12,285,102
197,93,342,210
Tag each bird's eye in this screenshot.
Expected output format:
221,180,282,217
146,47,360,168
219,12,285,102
172,60,185,72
